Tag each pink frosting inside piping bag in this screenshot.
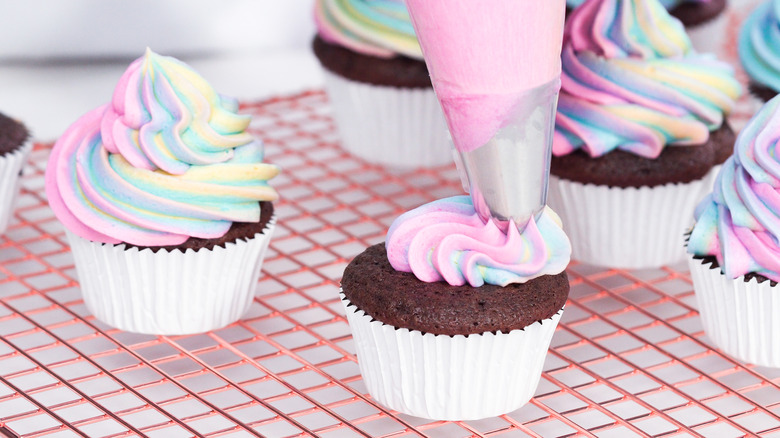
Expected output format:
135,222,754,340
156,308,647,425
404,0,566,152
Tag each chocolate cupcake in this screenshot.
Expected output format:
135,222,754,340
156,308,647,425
344,244,568,337
312,35,430,89
312,0,451,167
546,0,740,269
551,124,734,189
0,113,32,234
45,49,280,335
686,95,780,367
739,0,780,102
341,196,571,420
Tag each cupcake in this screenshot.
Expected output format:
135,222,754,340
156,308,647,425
312,0,451,167
0,113,32,234
687,95,780,368
567,0,729,53
739,0,780,102
341,196,571,420
45,49,280,335
547,0,741,269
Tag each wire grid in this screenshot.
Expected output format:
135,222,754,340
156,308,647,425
0,90,778,438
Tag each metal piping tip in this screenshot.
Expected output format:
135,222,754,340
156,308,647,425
457,79,560,232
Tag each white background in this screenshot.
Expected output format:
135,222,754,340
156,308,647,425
0,1,324,140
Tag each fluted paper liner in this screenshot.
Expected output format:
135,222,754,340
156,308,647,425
322,70,452,167
547,168,718,269
687,253,780,368
686,11,729,56
0,141,32,233
66,217,276,335
341,293,562,420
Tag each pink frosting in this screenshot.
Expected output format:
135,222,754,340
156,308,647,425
553,0,739,158
45,50,279,247
47,107,135,245
405,0,566,152
386,196,571,287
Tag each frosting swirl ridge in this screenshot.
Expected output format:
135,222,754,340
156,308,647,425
386,196,571,287
314,0,422,59
567,0,707,10
101,49,255,175
739,0,780,93
554,0,740,158
688,95,780,281
46,50,279,247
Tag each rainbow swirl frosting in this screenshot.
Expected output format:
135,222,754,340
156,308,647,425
314,0,422,59
567,0,709,10
688,96,780,282
45,49,279,247
740,0,780,93
386,196,571,287
554,0,740,159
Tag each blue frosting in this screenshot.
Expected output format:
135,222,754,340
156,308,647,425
739,0,780,92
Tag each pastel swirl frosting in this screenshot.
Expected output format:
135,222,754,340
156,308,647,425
689,96,780,282
554,0,740,159
45,49,279,247
314,0,422,59
567,0,708,10
739,0,780,92
386,196,571,287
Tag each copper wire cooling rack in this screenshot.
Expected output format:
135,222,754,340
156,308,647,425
0,90,778,438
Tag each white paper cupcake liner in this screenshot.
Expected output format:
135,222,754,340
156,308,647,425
686,11,729,55
687,252,780,367
341,293,562,421
547,168,718,269
0,140,32,234
322,70,452,168
66,217,276,335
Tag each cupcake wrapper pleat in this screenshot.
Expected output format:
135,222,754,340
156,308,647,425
0,141,32,234
686,11,729,55
341,293,562,421
547,167,718,269
323,70,453,168
66,217,276,335
687,253,780,367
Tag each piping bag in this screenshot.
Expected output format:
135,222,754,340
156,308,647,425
404,0,566,231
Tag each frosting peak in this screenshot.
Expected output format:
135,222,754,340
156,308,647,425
46,50,279,247
555,0,740,159
386,196,571,287
689,95,780,282
102,48,254,175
